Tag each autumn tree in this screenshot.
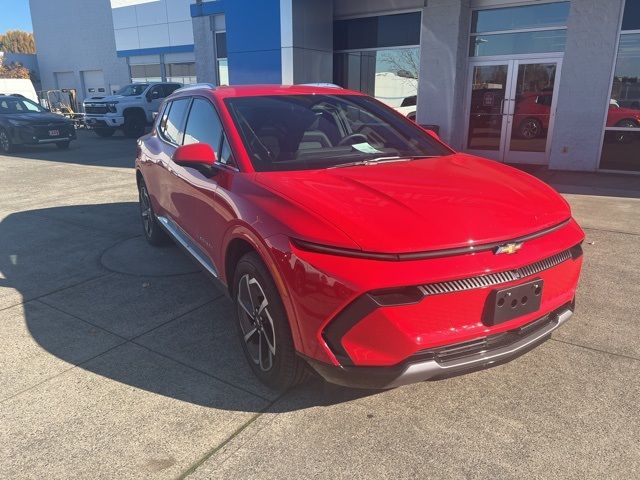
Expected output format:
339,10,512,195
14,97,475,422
0,30,36,54
0,62,31,79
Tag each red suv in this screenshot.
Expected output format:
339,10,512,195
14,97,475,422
515,91,640,139
136,84,584,390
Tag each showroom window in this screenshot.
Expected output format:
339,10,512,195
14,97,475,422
165,52,196,85
130,64,162,83
333,12,421,112
216,32,229,86
600,0,640,172
470,2,570,57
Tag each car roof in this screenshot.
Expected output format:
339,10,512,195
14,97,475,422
174,84,365,99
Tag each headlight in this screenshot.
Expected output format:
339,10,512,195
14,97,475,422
106,101,119,113
8,119,30,127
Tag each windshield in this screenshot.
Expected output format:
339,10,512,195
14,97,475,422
115,84,149,96
0,97,45,114
224,95,451,171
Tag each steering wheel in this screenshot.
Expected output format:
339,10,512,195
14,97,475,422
337,133,369,147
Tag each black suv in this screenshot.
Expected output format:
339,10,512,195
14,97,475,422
0,95,76,153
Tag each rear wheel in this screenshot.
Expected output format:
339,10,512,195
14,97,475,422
0,128,14,153
123,111,146,138
518,118,543,139
56,141,71,150
94,128,116,137
233,252,309,391
138,179,170,246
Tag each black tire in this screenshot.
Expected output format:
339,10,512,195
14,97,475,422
138,178,171,246
56,141,71,150
518,118,543,139
94,128,116,137
123,111,146,138
0,128,14,153
233,252,310,391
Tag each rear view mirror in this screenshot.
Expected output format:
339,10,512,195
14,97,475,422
172,143,218,177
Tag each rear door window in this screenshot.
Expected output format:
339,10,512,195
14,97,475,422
163,98,191,144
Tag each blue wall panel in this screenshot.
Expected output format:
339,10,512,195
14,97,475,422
192,0,282,85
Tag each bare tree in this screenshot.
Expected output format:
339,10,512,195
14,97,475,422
378,49,420,79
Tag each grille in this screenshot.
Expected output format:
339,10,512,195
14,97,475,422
419,249,573,296
85,105,108,114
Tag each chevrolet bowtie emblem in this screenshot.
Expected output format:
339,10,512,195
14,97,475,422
494,242,523,255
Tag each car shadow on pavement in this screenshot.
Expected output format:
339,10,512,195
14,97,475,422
7,130,139,169
0,202,380,411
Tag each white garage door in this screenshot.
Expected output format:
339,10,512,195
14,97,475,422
82,70,106,99
54,71,77,92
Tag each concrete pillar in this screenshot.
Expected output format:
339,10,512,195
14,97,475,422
192,16,217,84
549,0,625,171
416,0,470,147
282,0,333,85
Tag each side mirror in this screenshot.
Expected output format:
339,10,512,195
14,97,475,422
172,143,218,177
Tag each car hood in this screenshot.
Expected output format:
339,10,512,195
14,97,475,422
3,112,71,124
84,94,139,103
256,154,571,253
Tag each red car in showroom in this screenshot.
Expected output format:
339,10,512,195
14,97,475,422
136,84,584,390
514,91,640,139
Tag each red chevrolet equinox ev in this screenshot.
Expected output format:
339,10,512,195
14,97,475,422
135,84,584,390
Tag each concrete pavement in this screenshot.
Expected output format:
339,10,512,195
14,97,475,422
1,131,638,479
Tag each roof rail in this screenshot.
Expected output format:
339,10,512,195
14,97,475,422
174,83,217,93
298,82,342,89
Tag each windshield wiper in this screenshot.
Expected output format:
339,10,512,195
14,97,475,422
329,155,434,169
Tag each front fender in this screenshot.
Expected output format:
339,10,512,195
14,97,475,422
220,226,305,353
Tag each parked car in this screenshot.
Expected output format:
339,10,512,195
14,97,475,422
136,84,585,390
514,91,640,139
0,94,76,153
395,94,417,120
83,82,181,138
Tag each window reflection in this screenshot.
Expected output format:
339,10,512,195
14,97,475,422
472,2,570,33
600,32,640,171
334,48,420,118
471,30,567,57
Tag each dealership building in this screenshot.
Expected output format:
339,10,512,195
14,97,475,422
29,0,640,173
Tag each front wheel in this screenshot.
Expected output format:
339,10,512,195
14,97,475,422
233,252,309,391
0,128,14,153
123,112,146,138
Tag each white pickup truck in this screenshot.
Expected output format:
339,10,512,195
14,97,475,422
83,82,181,138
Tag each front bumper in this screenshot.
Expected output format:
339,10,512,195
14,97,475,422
306,303,573,389
10,125,76,145
85,115,125,128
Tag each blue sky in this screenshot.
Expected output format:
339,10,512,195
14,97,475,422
0,0,33,34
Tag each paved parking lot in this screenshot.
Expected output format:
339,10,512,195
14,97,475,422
1,131,639,479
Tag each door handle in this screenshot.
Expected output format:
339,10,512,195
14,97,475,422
500,98,507,115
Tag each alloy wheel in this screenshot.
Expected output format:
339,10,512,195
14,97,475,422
139,184,153,237
237,274,277,372
520,119,541,139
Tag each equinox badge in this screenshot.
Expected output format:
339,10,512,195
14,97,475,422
494,242,523,255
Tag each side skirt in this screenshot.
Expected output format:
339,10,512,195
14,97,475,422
156,215,227,291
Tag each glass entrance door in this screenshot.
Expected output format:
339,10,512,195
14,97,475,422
465,58,562,164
